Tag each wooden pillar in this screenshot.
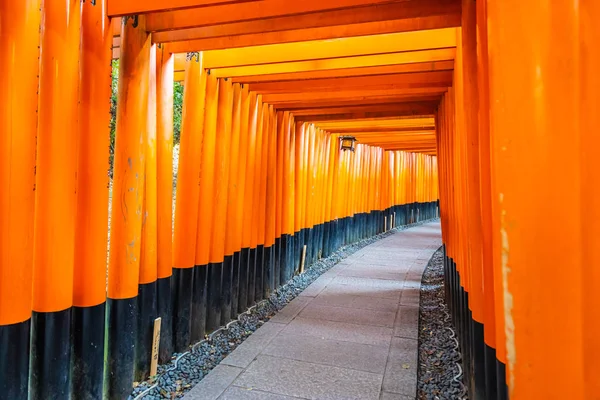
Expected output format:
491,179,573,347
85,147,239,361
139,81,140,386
581,3,600,398
31,1,80,398
487,1,583,398
173,53,206,349
106,15,150,399
239,93,259,312
232,86,250,317
223,83,243,323
135,41,158,382
475,0,500,398
156,45,175,363
193,72,218,338
207,79,233,331
0,1,40,398
72,1,112,397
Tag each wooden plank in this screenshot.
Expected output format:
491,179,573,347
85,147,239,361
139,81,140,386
290,102,439,116
150,318,161,377
160,15,460,51
231,61,454,84
146,0,405,31
199,28,457,68
294,110,436,122
108,0,258,17
249,71,453,93
262,87,448,104
277,96,444,109
153,0,460,42
210,49,455,78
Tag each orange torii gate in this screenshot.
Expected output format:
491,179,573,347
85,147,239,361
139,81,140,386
3,1,598,400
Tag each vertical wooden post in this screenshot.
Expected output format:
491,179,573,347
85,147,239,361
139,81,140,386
173,53,206,348
475,0,499,398
193,72,218,338
207,79,233,331
239,93,259,312
232,86,251,317
223,83,243,324
31,1,80,398
248,98,264,305
488,1,583,398
581,3,600,398
156,45,175,363
72,1,112,398
0,1,40,398
135,42,159,382
106,15,150,399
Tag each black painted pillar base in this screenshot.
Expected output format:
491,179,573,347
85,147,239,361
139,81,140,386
30,308,71,400
231,251,241,319
497,360,508,400
472,320,487,400
255,245,265,302
221,255,234,326
322,221,331,258
238,248,250,313
206,262,223,333
296,229,306,274
274,237,281,290
135,281,158,381
278,235,287,285
264,245,274,298
247,247,256,307
172,267,193,351
157,276,173,364
191,265,208,343
485,344,498,400
304,228,311,268
105,297,136,400
0,319,30,399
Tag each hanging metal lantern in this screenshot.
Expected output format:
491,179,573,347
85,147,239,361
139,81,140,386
340,136,357,152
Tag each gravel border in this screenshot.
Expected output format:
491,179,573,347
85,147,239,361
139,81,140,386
417,248,468,400
131,219,439,399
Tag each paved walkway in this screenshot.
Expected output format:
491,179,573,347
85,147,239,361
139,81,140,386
184,222,442,400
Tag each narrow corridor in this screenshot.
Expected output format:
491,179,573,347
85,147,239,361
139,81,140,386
184,222,441,400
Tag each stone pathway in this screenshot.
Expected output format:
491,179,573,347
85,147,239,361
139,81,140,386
184,222,441,400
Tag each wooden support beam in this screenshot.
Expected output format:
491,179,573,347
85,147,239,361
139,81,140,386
107,0,256,17
146,0,420,31
249,71,453,94
290,102,439,116
195,28,456,68
277,95,444,109
211,49,455,78
262,87,448,104
231,60,454,84
316,117,435,128
153,0,460,41
159,16,460,51
295,110,436,122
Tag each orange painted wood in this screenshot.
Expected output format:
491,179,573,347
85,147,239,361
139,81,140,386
140,43,159,285
174,55,206,269
0,0,41,324
146,0,418,31
195,74,219,266
33,0,81,311
153,0,460,42
156,47,175,279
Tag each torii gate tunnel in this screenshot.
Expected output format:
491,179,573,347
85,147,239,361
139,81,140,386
0,1,598,400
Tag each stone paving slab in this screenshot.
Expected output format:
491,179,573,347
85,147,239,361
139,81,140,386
183,222,441,400
235,356,383,400
262,333,390,374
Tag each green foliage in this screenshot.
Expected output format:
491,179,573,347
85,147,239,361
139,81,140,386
109,59,183,177
173,81,184,144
